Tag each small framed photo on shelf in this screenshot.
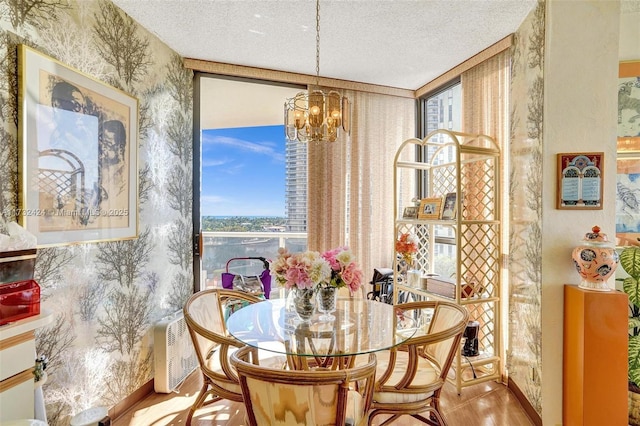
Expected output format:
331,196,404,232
441,192,457,220
418,197,442,220
402,206,418,219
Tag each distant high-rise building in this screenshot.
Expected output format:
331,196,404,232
423,84,461,259
284,139,307,231
424,84,461,135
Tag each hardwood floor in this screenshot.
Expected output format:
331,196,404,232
112,369,535,425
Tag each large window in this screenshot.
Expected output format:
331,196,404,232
421,81,462,135
419,81,462,264
195,76,307,290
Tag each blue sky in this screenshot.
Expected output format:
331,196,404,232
201,125,286,217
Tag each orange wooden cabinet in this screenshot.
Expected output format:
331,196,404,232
563,285,628,426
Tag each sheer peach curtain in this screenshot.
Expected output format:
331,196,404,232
461,50,510,149
307,90,415,296
460,50,510,249
460,51,510,357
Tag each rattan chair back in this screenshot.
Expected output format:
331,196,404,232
183,289,262,425
369,300,468,425
232,345,377,426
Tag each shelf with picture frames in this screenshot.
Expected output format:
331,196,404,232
392,129,502,394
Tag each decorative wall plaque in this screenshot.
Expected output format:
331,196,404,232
557,152,604,210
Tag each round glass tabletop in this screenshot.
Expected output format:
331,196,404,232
227,297,417,359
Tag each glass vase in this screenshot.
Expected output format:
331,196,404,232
397,256,409,285
397,256,420,287
317,286,337,321
291,287,316,322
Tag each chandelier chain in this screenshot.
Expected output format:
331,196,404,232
315,0,320,86
283,0,349,143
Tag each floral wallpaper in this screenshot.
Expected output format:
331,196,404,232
0,0,193,424
507,0,545,415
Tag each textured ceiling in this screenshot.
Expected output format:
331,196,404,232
622,0,640,13
110,0,538,90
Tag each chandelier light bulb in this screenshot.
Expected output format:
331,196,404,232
294,110,305,129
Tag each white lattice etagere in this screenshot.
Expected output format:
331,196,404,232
392,129,502,394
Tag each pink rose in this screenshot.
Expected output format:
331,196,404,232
341,262,363,294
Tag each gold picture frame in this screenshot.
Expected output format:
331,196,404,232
18,45,139,246
418,197,442,220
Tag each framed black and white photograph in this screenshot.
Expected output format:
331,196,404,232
18,44,138,246
441,192,457,220
402,206,418,219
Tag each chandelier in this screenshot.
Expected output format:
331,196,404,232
284,0,350,143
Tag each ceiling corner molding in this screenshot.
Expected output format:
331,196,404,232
185,33,513,100
183,58,415,99
414,34,514,98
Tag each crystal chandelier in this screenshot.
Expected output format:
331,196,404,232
284,0,350,143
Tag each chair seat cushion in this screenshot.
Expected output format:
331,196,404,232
373,349,437,404
205,344,287,395
346,389,365,425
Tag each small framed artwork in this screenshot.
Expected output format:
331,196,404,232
616,140,640,246
18,44,139,246
616,60,640,246
402,206,418,219
418,197,442,220
556,152,604,210
618,60,640,138
441,192,457,220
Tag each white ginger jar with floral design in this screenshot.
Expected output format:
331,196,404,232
571,226,619,291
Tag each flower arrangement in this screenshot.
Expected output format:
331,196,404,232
271,246,363,295
321,246,364,294
270,247,331,290
395,233,418,264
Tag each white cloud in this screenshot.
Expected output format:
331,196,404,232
218,163,244,175
202,158,230,167
202,134,284,163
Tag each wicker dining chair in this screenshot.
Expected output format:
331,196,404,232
231,345,377,426
368,300,468,426
183,289,285,425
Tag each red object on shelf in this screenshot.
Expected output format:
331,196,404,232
0,279,41,326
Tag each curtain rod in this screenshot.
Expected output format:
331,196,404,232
183,58,415,99
414,34,514,98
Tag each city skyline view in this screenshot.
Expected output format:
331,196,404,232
201,125,286,217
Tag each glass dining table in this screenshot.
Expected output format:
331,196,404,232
226,297,417,370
